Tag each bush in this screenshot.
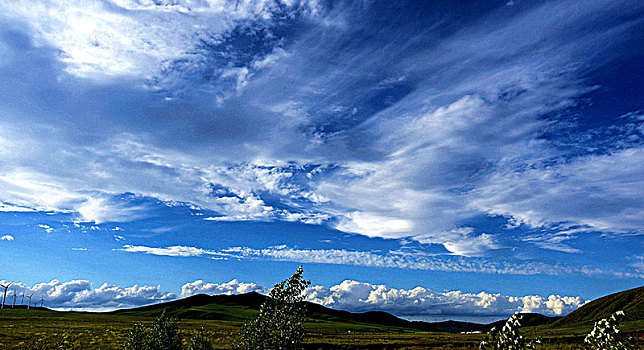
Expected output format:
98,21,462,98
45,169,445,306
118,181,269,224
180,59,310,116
122,322,152,350
479,313,540,350
188,328,213,350
584,310,635,350
235,266,311,350
121,311,182,350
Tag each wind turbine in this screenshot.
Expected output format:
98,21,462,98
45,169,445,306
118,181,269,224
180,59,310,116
26,293,34,310
12,290,16,309
20,292,25,305
0,282,12,309
40,296,44,308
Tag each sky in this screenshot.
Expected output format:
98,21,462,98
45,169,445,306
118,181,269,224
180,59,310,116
0,0,642,322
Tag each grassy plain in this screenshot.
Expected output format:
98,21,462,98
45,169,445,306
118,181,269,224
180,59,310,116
0,309,642,349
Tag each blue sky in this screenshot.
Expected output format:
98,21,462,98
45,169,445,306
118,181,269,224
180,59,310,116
0,0,642,321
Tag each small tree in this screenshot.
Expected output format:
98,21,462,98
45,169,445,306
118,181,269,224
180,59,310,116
188,328,213,350
235,266,311,350
122,323,152,350
584,310,635,350
121,311,182,350
480,313,540,350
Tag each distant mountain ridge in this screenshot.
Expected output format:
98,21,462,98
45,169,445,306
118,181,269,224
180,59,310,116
110,292,559,333
109,285,644,332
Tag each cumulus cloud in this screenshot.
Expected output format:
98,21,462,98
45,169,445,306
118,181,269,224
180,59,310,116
306,280,585,318
0,235,14,241
0,278,585,319
178,278,586,319
2,279,176,310
181,279,269,297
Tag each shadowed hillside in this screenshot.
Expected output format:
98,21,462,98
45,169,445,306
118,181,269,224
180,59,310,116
110,292,559,333
554,285,644,326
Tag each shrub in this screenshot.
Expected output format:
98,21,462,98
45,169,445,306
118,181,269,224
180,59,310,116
121,322,152,350
235,266,311,350
188,328,213,350
479,313,540,350
583,310,635,350
121,311,182,350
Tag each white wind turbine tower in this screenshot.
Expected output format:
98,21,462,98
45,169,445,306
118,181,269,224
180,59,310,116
20,292,25,306
0,282,12,309
40,296,44,308
12,290,16,309
26,293,34,310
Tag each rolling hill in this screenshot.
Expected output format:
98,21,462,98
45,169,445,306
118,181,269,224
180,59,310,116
554,285,644,327
110,292,558,333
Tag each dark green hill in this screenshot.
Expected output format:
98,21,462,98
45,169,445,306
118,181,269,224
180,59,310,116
486,313,562,332
109,292,265,322
110,292,557,333
554,285,644,327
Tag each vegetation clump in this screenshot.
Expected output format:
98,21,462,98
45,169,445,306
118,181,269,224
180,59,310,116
121,311,183,350
187,328,214,350
583,310,636,350
235,265,311,350
479,312,540,350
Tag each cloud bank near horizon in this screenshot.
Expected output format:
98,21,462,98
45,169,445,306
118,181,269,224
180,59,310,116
1,278,585,319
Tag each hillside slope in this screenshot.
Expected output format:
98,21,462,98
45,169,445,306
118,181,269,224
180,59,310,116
554,285,644,326
111,292,560,333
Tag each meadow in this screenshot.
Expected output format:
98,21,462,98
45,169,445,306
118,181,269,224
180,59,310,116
1,308,642,349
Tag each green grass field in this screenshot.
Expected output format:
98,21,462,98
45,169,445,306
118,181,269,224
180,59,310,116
0,309,642,349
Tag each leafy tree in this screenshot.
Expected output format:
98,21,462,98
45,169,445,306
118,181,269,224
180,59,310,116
479,313,540,350
235,266,311,350
121,311,182,350
122,323,152,350
188,328,213,350
584,310,636,350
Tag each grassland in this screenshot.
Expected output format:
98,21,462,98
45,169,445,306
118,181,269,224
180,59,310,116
0,308,642,349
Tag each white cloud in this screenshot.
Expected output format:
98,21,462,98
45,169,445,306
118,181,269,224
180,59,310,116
0,170,149,224
0,0,310,80
334,211,413,239
181,279,269,297
179,277,586,318
0,0,640,261
470,147,644,234
2,279,176,309
252,47,291,69
0,278,584,319
306,280,585,318
0,202,35,212
116,244,228,258
0,235,14,241
76,196,150,224
415,227,499,257
116,243,643,278
37,224,53,234
218,245,580,276
631,256,644,273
